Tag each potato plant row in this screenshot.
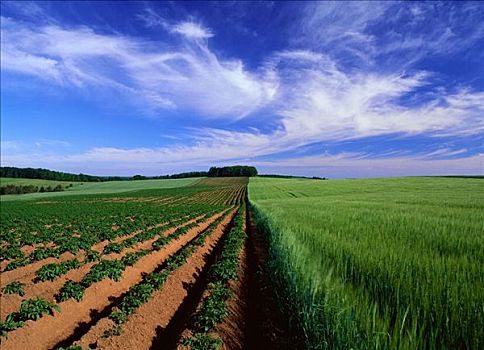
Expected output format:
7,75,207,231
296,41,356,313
104,210,232,334
56,211,226,303
101,212,204,254
0,209,228,337
182,203,247,349
3,208,175,259
1,205,220,272
184,180,247,207
1,189,227,252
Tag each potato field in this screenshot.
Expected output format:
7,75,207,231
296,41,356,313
0,177,281,350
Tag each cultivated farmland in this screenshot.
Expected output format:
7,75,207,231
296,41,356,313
0,177,280,350
1,177,201,202
249,176,484,349
1,175,482,350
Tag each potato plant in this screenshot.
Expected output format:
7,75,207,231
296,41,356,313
1,197,223,273
35,259,82,282
2,281,26,296
0,297,60,336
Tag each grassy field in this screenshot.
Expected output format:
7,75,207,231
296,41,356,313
249,177,484,349
0,177,202,201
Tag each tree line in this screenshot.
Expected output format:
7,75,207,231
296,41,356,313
208,166,258,177
0,167,210,182
1,166,259,183
0,167,123,182
151,171,209,179
0,184,66,195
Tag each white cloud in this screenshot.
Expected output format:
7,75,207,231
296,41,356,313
2,16,481,132
34,140,71,148
291,2,484,70
251,153,484,178
1,17,276,117
2,43,483,175
137,7,169,28
54,129,274,166
0,140,71,161
421,148,468,159
275,50,325,62
269,54,483,145
290,2,389,63
138,9,213,39
0,140,20,151
3,146,482,178
171,21,213,39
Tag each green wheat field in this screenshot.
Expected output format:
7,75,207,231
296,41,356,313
249,176,484,349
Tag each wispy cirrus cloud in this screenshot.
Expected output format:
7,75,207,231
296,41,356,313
1,16,276,117
0,140,20,151
1,132,269,173
0,139,71,154
292,2,484,69
3,145,482,177
136,7,168,28
268,51,484,147
250,153,484,178
33,139,71,148
2,12,481,136
137,8,213,39
171,21,213,39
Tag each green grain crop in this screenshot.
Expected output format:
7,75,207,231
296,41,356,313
249,176,484,349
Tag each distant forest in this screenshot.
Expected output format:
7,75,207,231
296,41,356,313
0,184,66,195
208,166,258,177
0,167,125,182
0,166,259,182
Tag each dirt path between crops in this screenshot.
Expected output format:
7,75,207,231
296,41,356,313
244,208,293,350
177,203,293,350
176,212,249,350
148,202,290,350
0,210,228,350
74,208,237,350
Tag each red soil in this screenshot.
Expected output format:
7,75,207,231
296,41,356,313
75,208,236,349
0,210,227,350
0,215,210,319
212,236,248,349
176,212,248,350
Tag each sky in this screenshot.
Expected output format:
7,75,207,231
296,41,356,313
1,1,483,178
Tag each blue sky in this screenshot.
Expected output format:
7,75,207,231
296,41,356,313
1,1,483,177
